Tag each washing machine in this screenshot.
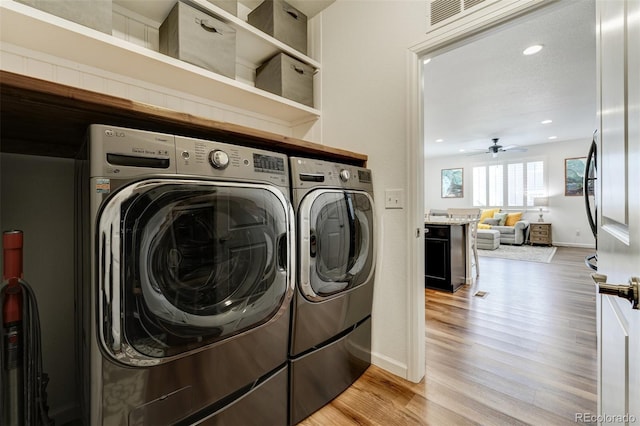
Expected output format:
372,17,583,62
75,124,294,425
288,157,375,425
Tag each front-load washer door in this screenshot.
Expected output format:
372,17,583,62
299,189,375,301
96,179,292,366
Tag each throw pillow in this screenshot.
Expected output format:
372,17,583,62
480,208,500,223
483,218,500,226
478,223,492,229
505,212,523,226
494,212,508,226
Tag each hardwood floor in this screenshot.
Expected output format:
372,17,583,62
300,247,597,425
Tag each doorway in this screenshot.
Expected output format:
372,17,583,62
407,0,597,383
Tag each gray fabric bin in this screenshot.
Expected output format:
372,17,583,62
16,0,112,34
160,1,236,79
248,0,307,54
255,53,313,107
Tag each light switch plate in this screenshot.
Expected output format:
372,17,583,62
385,189,404,209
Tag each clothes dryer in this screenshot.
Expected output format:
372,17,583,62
75,124,294,425
288,157,375,425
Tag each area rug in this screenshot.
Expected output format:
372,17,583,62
478,244,557,263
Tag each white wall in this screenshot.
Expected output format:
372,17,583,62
425,138,597,247
319,1,427,377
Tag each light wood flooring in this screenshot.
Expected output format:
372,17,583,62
300,247,597,425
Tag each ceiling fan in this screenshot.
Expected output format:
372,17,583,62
473,138,528,157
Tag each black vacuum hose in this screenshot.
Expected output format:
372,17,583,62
1,279,53,426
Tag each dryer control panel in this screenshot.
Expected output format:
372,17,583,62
290,157,373,192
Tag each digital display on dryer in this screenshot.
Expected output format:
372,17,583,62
253,154,285,174
358,170,372,183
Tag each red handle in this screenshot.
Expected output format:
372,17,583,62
3,285,22,324
3,230,23,284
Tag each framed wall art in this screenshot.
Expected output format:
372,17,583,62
565,157,586,196
441,168,463,198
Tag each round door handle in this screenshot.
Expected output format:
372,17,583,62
592,273,640,309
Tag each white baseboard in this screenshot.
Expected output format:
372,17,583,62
371,351,408,380
553,242,596,249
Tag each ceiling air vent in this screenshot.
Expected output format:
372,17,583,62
428,0,496,31
430,0,461,26
464,0,486,9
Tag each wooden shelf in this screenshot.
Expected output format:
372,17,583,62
0,0,320,123
0,71,367,166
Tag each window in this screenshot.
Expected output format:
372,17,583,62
507,163,524,206
488,165,503,206
473,160,544,207
526,161,545,204
472,167,486,206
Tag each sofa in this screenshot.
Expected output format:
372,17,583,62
477,209,530,245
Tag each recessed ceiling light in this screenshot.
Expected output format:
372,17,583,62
435,138,444,143
523,45,543,55
541,119,553,124
423,58,431,65
548,136,558,140
459,149,466,152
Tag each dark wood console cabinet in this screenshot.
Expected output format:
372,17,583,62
424,223,466,292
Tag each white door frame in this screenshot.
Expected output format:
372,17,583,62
404,0,553,382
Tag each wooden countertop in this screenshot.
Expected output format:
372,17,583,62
0,70,367,165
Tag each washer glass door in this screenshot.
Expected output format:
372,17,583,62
300,190,375,301
97,179,291,364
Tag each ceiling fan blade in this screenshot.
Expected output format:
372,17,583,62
501,145,528,152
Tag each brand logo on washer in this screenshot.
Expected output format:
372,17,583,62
104,129,125,137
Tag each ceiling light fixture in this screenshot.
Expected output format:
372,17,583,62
523,44,543,55
548,136,558,140
435,138,444,143
541,119,553,124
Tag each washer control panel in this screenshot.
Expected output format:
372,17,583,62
175,136,289,187
91,124,290,189
91,124,177,178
